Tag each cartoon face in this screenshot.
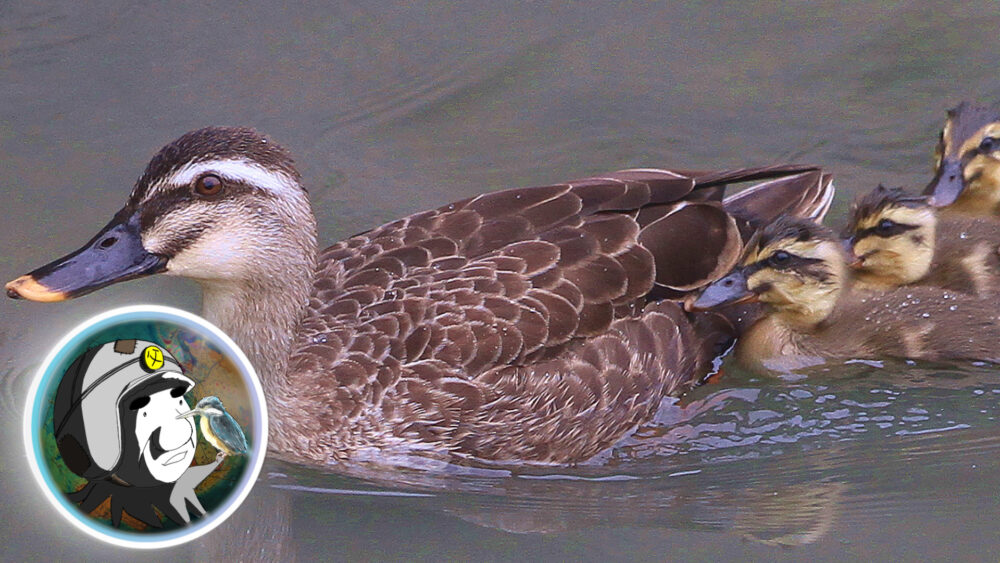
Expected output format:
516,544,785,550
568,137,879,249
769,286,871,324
131,385,197,483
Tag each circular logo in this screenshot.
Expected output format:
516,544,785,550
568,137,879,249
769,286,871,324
140,345,165,372
24,305,268,549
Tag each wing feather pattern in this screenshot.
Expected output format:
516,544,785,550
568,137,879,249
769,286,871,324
282,166,832,464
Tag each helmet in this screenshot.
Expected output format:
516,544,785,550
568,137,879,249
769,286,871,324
53,339,194,480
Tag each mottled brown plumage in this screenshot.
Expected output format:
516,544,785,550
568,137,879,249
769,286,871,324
7,127,834,466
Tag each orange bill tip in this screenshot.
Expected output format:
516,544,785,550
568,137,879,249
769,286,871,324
5,275,70,302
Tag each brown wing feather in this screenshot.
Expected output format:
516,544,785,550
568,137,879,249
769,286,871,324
283,166,828,464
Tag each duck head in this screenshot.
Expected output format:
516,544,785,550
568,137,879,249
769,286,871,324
925,102,1000,213
844,185,935,287
6,127,317,303
692,217,848,331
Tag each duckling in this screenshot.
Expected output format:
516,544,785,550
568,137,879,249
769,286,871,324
692,216,1000,373
6,127,833,465
924,101,1000,214
845,185,1000,296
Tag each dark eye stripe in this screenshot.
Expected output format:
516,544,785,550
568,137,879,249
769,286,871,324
854,221,919,240
745,251,825,275
135,181,274,230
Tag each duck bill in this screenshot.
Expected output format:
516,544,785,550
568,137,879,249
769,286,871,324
687,270,757,311
842,238,863,269
924,158,965,207
5,210,167,302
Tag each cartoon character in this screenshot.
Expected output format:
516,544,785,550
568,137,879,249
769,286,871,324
53,339,229,528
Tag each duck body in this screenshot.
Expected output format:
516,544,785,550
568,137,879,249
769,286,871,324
7,127,834,466
696,217,1000,374
272,166,829,464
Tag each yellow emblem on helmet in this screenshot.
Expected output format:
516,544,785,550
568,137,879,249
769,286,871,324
141,345,165,372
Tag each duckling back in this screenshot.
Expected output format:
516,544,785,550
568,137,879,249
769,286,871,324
931,214,1000,296
846,286,1000,364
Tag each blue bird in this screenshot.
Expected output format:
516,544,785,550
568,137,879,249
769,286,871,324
177,396,248,456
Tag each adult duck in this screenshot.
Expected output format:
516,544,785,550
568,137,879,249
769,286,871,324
7,127,832,465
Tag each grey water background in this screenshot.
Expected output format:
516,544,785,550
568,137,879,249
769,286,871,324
2,1,1000,560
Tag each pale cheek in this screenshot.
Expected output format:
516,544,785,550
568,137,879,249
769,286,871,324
166,233,250,278
982,160,1000,187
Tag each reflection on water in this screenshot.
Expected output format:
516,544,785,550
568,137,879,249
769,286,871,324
194,363,1000,559
3,1,1000,560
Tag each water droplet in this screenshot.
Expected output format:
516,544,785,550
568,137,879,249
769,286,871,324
960,232,969,239
921,312,930,318
949,305,958,311
313,334,328,344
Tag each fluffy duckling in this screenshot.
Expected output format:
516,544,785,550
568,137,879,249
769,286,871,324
924,101,1000,214
845,185,1000,296
692,216,1000,373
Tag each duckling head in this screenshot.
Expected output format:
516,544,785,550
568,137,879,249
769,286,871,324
693,217,847,331
844,185,935,287
925,102,1000,213
6,127,317,302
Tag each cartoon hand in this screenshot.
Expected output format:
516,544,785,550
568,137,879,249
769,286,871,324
216,451,227,463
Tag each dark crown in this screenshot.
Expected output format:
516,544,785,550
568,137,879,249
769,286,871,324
130,127,300,202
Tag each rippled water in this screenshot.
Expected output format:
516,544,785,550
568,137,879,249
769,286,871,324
2,1,1000,560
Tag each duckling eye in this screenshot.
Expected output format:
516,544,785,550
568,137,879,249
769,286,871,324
194,174,223,196
980,136,997,153
768,251,792,267
876,218,897,234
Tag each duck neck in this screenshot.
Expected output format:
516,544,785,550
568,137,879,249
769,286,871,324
197,226,317,403
200,278,307,389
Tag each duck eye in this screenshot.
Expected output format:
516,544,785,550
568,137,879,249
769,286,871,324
195,174,223,196
769,250,792,267
876,218,896,234
980,137,997,153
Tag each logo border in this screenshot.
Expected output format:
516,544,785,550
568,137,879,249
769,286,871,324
23,304,269,549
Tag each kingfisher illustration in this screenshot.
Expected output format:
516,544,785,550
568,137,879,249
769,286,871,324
177,396,248,456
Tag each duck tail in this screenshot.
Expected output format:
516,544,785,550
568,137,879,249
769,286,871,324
722,166,835,236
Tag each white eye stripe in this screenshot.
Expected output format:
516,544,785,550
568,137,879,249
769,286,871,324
158,158,298,198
